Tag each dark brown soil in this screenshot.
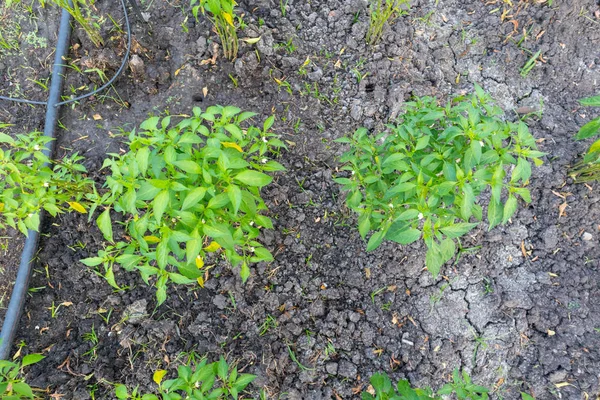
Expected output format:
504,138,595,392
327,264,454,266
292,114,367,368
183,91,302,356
1,0,600,399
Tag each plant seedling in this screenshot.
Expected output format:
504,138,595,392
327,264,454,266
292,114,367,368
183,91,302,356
82,106,285,305
191,0,240,60
570,94,600,182
366,0,410,45
520,50,541,78
0,346,45,399
115,356,255,399
335,85,545,278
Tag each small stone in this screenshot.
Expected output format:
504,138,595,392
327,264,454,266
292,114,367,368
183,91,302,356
128,54,145,79
213,294,228,310
309,299,325,317
549,369,568,383
308,67,323,82
582,232,593,241
123,299,147,324
325,362,338,375
350,104,362,121
196,36,207,55
337,360,357,379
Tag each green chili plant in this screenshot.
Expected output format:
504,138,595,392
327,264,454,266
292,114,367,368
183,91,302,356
366,0,410,45
570,94,600,182
0,128,94,236
0,349,45,399
335,85,545,277
115,356,256,399
191,0,239,59
364,369,490,400
82,106,285,305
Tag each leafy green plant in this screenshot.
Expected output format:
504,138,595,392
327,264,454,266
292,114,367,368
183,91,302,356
569,94,600,182
0,128,94,236
191,0,239,60
335,85,544,277
366,0,410,45
114,356,256,400
363,369,489,400
45,0,103,47
0,348,45,399
82,106,285,304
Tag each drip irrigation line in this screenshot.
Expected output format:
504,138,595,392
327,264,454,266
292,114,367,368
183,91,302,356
0,0,131,107
0,4,73,361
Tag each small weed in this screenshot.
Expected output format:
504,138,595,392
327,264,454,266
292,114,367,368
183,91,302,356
47,0,104,47
570,94,600,182
370,287,386,303
286,344,314,371
259,314,278,336
482,277,494,295
366,0,410,45
279,0,288,17
520,50,541,78
82,324,99,361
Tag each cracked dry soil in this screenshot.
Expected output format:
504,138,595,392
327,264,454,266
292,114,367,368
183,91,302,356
0,0,599,398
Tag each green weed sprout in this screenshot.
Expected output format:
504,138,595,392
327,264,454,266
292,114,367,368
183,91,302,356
47,0,104,47
0,128,95,236
0,348,45,399
82,106,285,305
570,94,600,183
115,356,256,399
192,0,239,60
366,0,410,45
335,85,545,277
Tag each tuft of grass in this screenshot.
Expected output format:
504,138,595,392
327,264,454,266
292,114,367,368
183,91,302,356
366,0,410,45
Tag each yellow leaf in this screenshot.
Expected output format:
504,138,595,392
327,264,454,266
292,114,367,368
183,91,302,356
195,255,204,269
153,369,167,385
144,235,161,243
555,382,571,388
92,114,102,120
197,276,205,287
204,241,221,252
68,202,87,214
241,36,261,44
0,202,4,212
547,329,555,336
588,138,600,154
222,12,234,26
222,142,243,152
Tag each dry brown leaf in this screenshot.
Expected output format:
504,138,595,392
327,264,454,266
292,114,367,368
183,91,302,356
559,202,568,218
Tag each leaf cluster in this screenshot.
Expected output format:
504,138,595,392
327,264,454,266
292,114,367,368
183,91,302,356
335,85,544,277
82,106,284,305
570,94,600,182
0,351,45,399
0,129,94,236
363,369,489,400
115,356,256,400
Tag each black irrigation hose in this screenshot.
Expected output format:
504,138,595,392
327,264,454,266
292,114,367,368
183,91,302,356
0,5,72,361
0,0,132,360
0,0,132,107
